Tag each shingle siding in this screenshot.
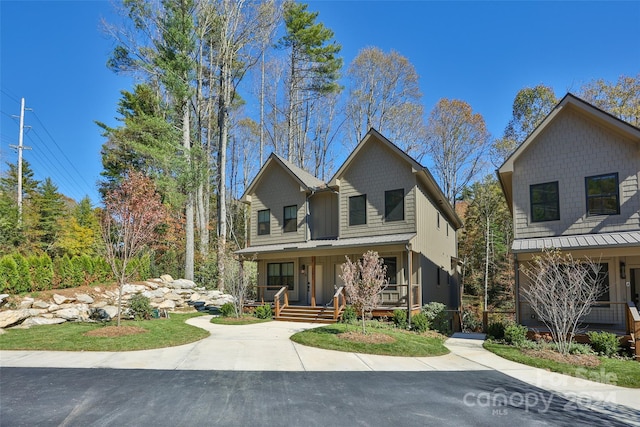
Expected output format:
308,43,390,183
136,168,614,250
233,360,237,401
513,108,640,239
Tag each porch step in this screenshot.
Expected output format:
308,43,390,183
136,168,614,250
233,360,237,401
275,306,341,324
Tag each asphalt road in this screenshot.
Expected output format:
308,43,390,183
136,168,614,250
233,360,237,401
1,368,638,426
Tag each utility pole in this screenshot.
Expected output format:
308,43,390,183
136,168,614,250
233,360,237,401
9,98,31,223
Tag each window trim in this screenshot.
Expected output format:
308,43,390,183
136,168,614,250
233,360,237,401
585,173,620,216
530,181,560,223
257,209,270,235
283,205,297,233
384,188,404,222
267,262,295,291
349,194,367,226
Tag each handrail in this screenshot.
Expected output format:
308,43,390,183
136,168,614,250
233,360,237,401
333,286,346,320
626,302,640,362
274,286,288,318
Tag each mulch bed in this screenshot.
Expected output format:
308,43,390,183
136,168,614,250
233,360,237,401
84,326,148,338
337,331,396,344
522,348,601,368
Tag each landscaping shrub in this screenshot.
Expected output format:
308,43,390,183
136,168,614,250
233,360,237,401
341,305,357,324
55,255,75,288
566,342,596,356
71,256,86,287
220,302,236,317
504,324,528,346
392,309,407,329
422,302,450,334
461,309,482,332
12,253,31,293
587,331,620,357
486,321,506,341
128,294,153,320
0,255,18,293
254,304,272,319
411,313,429,333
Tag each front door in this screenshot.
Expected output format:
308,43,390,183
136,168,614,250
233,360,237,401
315,266,324,305
631,268,640,307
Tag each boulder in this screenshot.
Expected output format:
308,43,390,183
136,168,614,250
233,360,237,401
53,294,75,305
75,294,94,304
121,284,147,294
164,293,182,301
22,317,66,327
47,304,60,312
142,289,165,299
103,305,119,319
53,308,81,321
0,310,31,328
171,279,196,289
91,301,107,309
32,300,50,309
190,292,202,302
144,281,159,290
158,300,176,309
160,274,174,283
19,297,35,309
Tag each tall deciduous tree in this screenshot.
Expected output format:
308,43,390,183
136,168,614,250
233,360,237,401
101,170,166,326
579,73,640,126
345,47,425,155
424,99,490,207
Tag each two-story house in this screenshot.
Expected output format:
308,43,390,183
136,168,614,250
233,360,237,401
237,129,463,322
498,93,640,331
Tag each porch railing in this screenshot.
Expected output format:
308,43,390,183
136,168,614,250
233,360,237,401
626,302,640,361
333,286,346,321
519,301,629,328
274,286,289,318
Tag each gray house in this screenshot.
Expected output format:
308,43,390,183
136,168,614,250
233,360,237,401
237,129,463,322
498,93,640,331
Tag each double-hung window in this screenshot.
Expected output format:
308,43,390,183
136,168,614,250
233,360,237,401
257,209,270,235
530,181,560,222
349,194,367,226
385,189,404,221
267,262,294,290
585,173,619,216
283,205,297,232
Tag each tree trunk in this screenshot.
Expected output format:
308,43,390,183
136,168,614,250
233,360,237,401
183,101,195,281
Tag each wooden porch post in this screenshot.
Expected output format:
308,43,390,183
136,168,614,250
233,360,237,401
311,256,316,307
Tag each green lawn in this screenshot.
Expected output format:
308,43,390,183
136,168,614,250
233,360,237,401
484,342,640,389
0,313,209,352
210,315,272,325
290,323,449,357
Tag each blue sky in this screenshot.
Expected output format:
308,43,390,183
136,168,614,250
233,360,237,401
1,0,639,205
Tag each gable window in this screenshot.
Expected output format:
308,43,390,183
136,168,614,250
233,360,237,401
267,262,294,290
283,205,297,232
385,189,404,221
349,194,367,226
383,257,397,290
530,181,559,222
437,212,440,228
257,209,270,235
586,173,619,216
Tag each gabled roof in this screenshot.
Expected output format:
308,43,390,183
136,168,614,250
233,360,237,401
240,153,325,203
329,128,463,230
497,93,640,211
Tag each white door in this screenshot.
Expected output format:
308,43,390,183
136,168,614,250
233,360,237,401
315,266,324,305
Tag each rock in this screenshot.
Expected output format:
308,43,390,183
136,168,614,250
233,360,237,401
53,294,75,305
75,294,94,304
19,297,35,309
0,310,31,328
91,301,107,309
164,293,182,301
32,300,50,309
190,292,202,301
47,304,60,312
103,306,119,319
160,274,174,283
158,300,176,309
94,287,101,293
122,284,147,294
22,317,66,327
53,308,81,321
142,289,165,299
171,279,196,289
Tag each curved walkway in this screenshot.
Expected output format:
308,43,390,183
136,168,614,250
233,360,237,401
1,316,639,412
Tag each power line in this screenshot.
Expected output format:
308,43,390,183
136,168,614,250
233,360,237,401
0,89,20,103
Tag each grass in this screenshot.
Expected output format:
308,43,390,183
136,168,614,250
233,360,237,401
210,315,272,325
484,342,640,389
290,322,449,357
0,312,209,352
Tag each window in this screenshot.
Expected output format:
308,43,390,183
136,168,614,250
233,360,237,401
530,181,559,222
267,262,294,290
586,173,619,216
383,257,397,290
593,263,610,307
283,205,297,232
437,212,440,228
349,194,367,226
258,209,270,235
385,189,404,221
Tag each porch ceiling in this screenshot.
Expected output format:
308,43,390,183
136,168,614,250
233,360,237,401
236,233,416,256
512,230,640,253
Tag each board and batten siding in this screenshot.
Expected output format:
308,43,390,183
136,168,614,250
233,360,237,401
338,141,417,239
309,191,338,239
250,164,308,246
512,108,640,239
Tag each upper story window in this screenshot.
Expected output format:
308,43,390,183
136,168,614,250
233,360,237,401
530,181,559,222
349,194,367,226
385,189,404,222
585,173,619,216
257,209,270,235
283,205,297,232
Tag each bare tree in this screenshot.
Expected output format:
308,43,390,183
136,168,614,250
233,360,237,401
424,98,490,207
223,254,257,318
520,248,605,355
340,251,389,334
101,170,167,326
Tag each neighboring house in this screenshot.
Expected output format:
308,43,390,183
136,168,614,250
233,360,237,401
498,93,640,331
237,129,463,321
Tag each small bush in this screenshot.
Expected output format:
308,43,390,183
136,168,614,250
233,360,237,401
219,302,236,317
504,324,528,346
422,302,450,334
341,305,357,324
411,313,430,333
128,294,152,320
254,304,272,319
392,309,407,329
461,309,482,332
13,253,31,293
566,342,596,355
587,331,620,357
486,322,506,340
0,255,19,293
